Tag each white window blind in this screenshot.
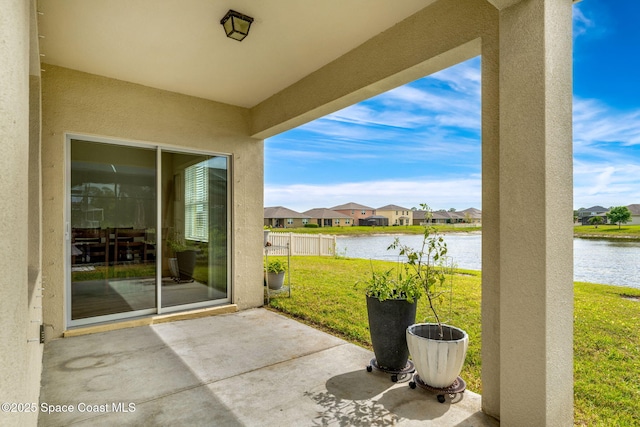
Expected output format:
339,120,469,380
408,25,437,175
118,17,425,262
185,163,208,242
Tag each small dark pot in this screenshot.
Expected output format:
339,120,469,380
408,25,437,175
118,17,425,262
176,250,197,281
366,296,417,371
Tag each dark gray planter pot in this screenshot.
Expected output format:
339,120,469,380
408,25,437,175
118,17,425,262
366,296,417,371
266,271,285,290
176,250,197,281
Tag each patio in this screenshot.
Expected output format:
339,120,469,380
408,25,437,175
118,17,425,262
39,310,497,426
3,1,575,424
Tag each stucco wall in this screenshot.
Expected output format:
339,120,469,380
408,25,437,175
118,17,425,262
0,1,41,426
41,65,264,338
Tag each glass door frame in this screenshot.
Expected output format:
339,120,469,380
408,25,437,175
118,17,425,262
65,133,232,328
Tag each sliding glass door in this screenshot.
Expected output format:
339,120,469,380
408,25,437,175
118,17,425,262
160,151,229,309
68,137,229,325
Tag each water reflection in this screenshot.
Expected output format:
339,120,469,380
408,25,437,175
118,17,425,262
336,234,640,289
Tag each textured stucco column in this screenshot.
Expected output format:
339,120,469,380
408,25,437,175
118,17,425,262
0,0,40,426
498,0,574,425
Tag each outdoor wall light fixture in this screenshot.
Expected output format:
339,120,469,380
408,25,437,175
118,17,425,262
220,9,254,41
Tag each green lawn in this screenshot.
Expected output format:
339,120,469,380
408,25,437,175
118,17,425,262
267,256,640,426
574,224,640,239
273,224,640,240
272,224,481,236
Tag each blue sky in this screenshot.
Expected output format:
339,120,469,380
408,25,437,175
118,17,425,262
265,1,640,213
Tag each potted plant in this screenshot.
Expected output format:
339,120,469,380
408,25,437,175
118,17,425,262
167,230,198,282
265,258,287,290
356,259,422,380
393,204,468,396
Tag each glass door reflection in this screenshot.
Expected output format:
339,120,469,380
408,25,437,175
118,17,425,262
70,140,157,320
161,151,228,308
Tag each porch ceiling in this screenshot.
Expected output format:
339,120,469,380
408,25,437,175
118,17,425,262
37,0,436,108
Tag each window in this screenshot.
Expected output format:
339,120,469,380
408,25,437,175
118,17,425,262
287,218,293,225
185,162,209,242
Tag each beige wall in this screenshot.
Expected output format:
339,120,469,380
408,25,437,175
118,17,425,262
41,65,264,338
0,0,42,426
376,208,414,226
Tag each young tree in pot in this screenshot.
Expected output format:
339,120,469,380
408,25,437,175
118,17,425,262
357,260,422,380
392,204,469,393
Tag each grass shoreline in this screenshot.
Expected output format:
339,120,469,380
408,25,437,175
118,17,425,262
270,224,640,240
267,256,640,426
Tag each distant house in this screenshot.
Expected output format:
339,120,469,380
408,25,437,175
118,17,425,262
432,210,464,224
577,205,609,225
264,206,311,228
413,208,482,225
626,204,640,225
304,208,353,227
412,210,429,225
330,202,375,226
459,207,482,224
376,204,413,226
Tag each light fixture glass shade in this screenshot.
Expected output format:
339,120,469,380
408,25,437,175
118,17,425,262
220,10,254,41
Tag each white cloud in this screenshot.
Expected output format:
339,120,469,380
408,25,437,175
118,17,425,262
572,7,595,39
574,160,640,208
574,97,640,147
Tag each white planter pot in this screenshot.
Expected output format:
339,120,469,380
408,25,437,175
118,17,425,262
169,258,179,279
406,323,468,388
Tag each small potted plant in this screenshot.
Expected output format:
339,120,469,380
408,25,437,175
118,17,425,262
265,258,287,290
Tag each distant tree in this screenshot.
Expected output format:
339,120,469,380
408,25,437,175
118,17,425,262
606,206,632,229
448,208,456,212
588,216,603,228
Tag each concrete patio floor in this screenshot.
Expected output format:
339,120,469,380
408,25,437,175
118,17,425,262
39,309,499,426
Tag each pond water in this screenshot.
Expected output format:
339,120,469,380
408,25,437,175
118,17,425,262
336,233,640,289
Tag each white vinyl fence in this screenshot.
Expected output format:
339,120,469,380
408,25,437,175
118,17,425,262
266,232,336,256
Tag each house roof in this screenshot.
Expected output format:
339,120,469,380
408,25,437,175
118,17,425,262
264,206,310,219
432,210,463,219
459,207,482,217
627,204,640,215
377,204,410,211
37,0,437,109
303,208,352,219
330,202,374,211
580,205,609,213
412,210,428,220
